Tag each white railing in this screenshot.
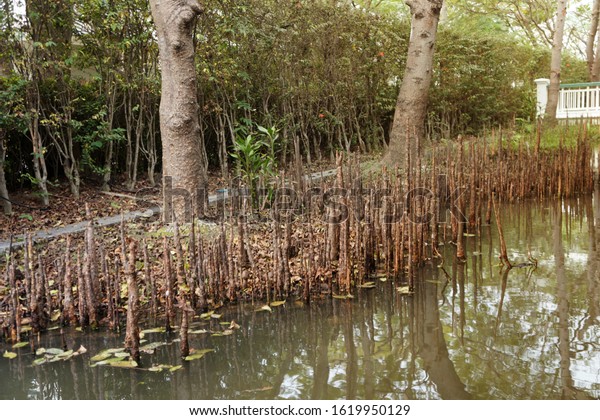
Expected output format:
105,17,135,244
557,83,600,119
536,79,600,120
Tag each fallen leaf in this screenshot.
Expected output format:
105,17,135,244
397,286,413,295
199,311,214,320
50,310,61,322
108,360,138,368
255,305,272,313
3,351,17,359
184,349,214,361
140,327,166,335
270,300,286,307
90,352,113,362
73,345,87,356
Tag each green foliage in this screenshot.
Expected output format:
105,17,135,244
230,119,280,204
428,28,547,138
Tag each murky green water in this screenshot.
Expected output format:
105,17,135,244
1,197,600,400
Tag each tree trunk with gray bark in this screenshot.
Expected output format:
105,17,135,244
149,0,208,222
546,0,567,122
383,0,443,166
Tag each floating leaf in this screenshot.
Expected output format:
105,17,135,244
189,329,208,335
21,326,32,333
36,348,46,356
333,294,353,300
255,305,272,313
3,351,17,359
32,358,46,366
358,282,376,289
397,286,413,295
379,277,388,282
57,350,74,359
140,342,166,354
90,352,113,362
200,311,214,320
50,310,61,322
270,300,286,307
109,360,138,368
96,357,126,366
212,329,233,337
105,348,125,354
140,327,166,335
45,348,64,355
148,365,166,372
114,352,130,358
229,320,240,330
184,349,214,361
12,342,28,349
169,365,182,372
73,345,87,356
210,313,222,319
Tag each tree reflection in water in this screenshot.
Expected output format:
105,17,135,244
1,201,600,399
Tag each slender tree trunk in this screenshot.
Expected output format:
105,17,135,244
587,0,600,80
0,131,11,215
149,0,207,222
383,0,443,165
593,34,600,82
546,0,567,122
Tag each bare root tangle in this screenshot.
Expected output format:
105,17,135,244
0,132,594,341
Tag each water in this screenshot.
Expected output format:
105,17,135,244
1,198,600,400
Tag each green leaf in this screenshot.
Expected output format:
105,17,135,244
94,357,125,366
140,327,166,335
108,360,138,368
32,358,46,366
140,342,167,353
12,342,28,349
45,348,64,355
270,300,286,307
169,365,183,372
90,352,112,362
184,349,214,361
3,351,17,359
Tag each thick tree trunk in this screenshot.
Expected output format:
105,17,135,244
383,0,443,165
149,0,207,223
0,131,11,215
546,0,567,122
587,0,600,80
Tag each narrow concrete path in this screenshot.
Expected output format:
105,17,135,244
0,168,338,254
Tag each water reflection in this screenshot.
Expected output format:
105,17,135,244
1,197,600,400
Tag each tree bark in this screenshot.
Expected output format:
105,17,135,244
0,131,11,215
149,0,207,222
545,0,567,122
383,0,443,165
587,0,600,80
